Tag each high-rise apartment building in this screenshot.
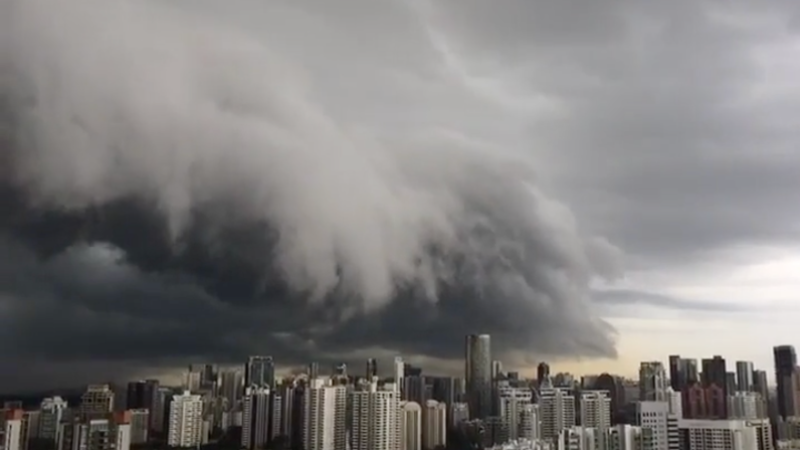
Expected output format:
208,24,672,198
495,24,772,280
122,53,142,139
3,410,23,450
638,401,679,450
639,362,668,402
422,400,446,450
774,345,798,419
465,334,492,420
400,402,421,450
498,386,533,441
449,403,469,426
727,392,767,420
678,419,772,450
539,388,576,442
351,381,400,450
242,387,271,450
303,377,347,450
80,385,115,420
167,391,205,448
580,391,612,430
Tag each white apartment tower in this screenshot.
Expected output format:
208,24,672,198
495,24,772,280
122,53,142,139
499,387,534,440
637,401,679,450
167,391,205,448
422,400,447,450
351,381,401,450
679,419,773,450
580,391,612,430
303,378,347,450
400,402,422,450
607,425,655,450
519,403,541,441
540,388,576,442
727,392,767,420
3,411,22,450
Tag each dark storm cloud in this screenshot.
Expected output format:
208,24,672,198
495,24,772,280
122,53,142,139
0,0,622,389
424,0,800,263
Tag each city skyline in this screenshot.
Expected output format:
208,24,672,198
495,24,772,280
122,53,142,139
3,0,800,392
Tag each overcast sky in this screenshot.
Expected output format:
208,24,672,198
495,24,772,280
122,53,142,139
1,0,800,391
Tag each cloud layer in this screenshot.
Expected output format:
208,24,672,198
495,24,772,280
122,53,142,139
0,0,620,390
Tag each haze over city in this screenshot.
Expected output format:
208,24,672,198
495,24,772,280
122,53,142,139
2,0,800,392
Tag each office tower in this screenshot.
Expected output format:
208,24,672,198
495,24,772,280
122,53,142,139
539,388,576,442
701,356,728,391
351,381,400,450
365,359,378,380
753,370,769,400
4,410,22,450
678,419,772,450
537,362,551,388
308,362,319,380
774,345,798,419
80,385,115,420
735,361,754,392
167,391,205,448
450,403,469,426
669,355,683,391
465,334,492,420
302,377,346,450
125,380,159,432
639,362,668,401
242,387,271,450
220,369,244,407
184,366,203,392
394,357,405,395
289,383,306,450
246,356,276,389
403,375,427,405
422,400,447,450
580,391,611,430
682,359,699,385
492,361,504,380
499,386,533,440
638,401,679,450
401,402,422,450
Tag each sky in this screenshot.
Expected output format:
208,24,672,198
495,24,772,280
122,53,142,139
1,0,800,391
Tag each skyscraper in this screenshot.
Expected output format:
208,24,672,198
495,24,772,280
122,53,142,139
246,356,276,389
366,359,378,380
537,362,551,388
351,381,400,450
465,334,492,420
303,378,347,450
735,361,754,392
242,387,271,450
400,402,422,450
774,345,798,419
668,355,683,391
167,391,205,448
639,362,668,401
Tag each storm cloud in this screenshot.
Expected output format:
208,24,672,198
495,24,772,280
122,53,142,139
0,0,622,390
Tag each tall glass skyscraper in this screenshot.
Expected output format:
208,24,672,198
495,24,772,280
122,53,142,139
465,334,492,419
245,356,276,389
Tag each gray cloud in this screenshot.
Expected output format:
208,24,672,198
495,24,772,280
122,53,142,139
592,289,750,313
0,0,621,390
